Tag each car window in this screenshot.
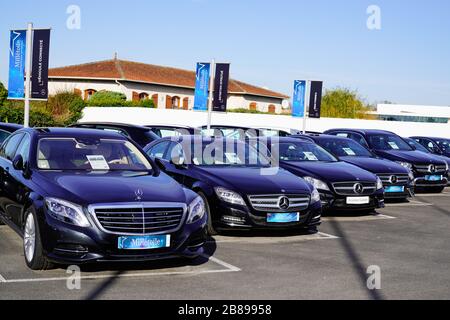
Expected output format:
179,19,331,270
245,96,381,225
147,141,170,159
159,129,182,138
0,129,11,144
367,134,412,151
165,142,186,162
97,126,130,138
435,139,450,153
15,134,31,163
1,133,24,161
275,142,337,162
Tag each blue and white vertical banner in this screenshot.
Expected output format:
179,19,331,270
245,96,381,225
292,80,306,118
193,63,211,111
8,30,27,99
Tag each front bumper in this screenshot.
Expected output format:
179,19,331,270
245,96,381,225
383,184,413,199
413,175,448,188
211,200,322,231
319,190,385,211
37,208,208,265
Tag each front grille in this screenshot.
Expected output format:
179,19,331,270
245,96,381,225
91,205,185,235
332,182,376,196
248,194,310,212
377,174,410,185
414,164,447,174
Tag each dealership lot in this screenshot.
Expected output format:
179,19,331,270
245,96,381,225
0,189,449,300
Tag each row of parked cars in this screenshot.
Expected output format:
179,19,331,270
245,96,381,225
0,121,448,270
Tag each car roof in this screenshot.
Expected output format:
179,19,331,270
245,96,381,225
0,122,23,132
327,128,396,135
22,127,127,140
145,124,196,129
72,122,151,131
257,136,317,144
411,136,450,140
201,125,253,130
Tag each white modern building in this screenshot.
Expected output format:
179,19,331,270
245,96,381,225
48,58,289,114
373,104,450,124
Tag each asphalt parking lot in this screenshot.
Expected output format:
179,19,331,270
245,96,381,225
1,188,449,300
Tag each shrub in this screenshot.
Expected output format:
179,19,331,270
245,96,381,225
139,98,156,108
321,88,375,120
87,91,127,107
0,82,7,106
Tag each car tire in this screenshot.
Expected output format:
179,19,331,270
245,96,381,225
197,192,218,236
23,210,53,271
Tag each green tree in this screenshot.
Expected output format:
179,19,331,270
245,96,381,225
0,81,7,106
87,91,127,107
321,88,375,120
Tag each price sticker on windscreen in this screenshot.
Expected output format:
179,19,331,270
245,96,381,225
343,148,356,156
86,155,110,170
388,142,400,150
303,152,319,161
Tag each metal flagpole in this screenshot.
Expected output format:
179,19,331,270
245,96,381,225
24,22,33,128
302,80,310,134
207,59,215,132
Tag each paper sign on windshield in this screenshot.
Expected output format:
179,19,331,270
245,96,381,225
303,152,319,161
343,148,356,156
388,142,400,150
86,155,110,170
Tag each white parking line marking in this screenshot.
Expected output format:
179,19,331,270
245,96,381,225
0,273,6,283
210,232,339,244
322,214,396,222
0,254,240,284
377,214,397,219
385,200,433,207
415,193,450,197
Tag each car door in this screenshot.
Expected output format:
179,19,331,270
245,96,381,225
162,142,188,185
6,133,32,227
0,132,25,222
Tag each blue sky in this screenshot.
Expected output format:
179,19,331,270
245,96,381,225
1,0,449,106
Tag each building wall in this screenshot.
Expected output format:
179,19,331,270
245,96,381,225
48,79,286,113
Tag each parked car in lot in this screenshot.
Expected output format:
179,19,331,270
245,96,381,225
146,125,201,138
324,129,449,193
70,122,160,147
258,137,385,212
410,136,450,158
293,134,413,200
0,128,207,270
200,125,260,140
144,136,322,234
0,122,23,144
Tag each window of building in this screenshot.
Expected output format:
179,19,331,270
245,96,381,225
268,105,276,113
250,102,257,111
84,89,97,100
172,96,181,109
139,93,149,101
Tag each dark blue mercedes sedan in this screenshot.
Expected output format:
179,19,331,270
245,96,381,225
293,134,414,200
144,136,322,235
324,129,449,193
258,137,385,212
0,128,207,270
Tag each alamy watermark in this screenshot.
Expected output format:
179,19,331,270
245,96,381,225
66,265,81,290
367,265,381,290
367,5,382,30
66,5,82,30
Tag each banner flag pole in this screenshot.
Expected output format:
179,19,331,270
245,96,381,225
207,59,216,132
24,22,33,128
302,80,310,134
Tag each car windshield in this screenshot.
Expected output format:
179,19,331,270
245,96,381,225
37,138,153,172
275,142,337,162
318,138,374,157
407,139,430,153
367,134,413,151
435,139,450,153
191,140,270,167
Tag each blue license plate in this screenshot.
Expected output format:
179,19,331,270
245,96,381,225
267,213,300,223
425,175,442,181
385,186,405,193
118,235,171,250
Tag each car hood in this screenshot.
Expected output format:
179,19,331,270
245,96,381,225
34,171,190,206
196,166,312,195
339,156,409,175
374,150,446,165
281,161,377,183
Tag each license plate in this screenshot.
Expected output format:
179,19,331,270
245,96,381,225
385,186,405,193
425,175,442,181
267,212,300,223
346,197,370,205
118,235,171,250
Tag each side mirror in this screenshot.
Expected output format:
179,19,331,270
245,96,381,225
12,154,24,171
154,158,166,170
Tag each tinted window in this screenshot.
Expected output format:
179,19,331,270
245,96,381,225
318,138,373,157
435,139,450,153
275,142,337,162
15,134,31,163
166,142,186,162
147,141,170,159
0,130,11,144
1,133,24,161
367,134,413,151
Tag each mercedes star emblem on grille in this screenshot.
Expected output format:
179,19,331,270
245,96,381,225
428,164,436,173
354,183,364,194
278,196,290,210
390,175,398,184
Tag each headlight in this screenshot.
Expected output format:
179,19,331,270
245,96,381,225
311,188,321,204
214,187,246,206
187,196,206,224
303,176,330,191
45,198,90,227
376,177,384,190
445,162,449,172
397,162,413,171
